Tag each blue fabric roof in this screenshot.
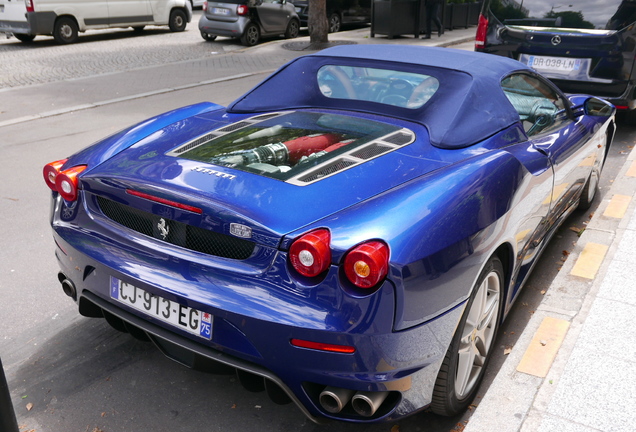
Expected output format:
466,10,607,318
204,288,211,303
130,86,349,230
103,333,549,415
228,45,532,149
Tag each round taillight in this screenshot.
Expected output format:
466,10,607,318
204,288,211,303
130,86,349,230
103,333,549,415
289,229,331,277
55,165,87,202
344,241,389,289
43,159,68,191
237,4,248,15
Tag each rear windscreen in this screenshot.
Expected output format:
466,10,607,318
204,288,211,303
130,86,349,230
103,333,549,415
490,0,634,31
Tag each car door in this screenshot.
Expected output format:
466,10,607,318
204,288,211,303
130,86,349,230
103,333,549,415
255,0,288,32
107,0,153,26
504,74,594,223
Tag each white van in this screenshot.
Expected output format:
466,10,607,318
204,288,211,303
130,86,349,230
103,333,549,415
0,0,192,43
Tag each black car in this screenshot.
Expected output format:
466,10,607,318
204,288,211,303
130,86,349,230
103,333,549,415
293,0,370,32
476,0,636,118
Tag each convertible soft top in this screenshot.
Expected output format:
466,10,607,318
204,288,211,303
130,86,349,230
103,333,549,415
228,45,532,149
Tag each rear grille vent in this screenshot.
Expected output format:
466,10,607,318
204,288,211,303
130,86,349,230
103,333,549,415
299,159,356,183
217,121,251,133
97,197,255,260
351,143,393,160
251,113,284,121
383,131,413,145
173,133,218,154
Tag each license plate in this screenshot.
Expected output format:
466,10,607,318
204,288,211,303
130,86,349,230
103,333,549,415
110,277,212,340
526,55,582,72
213,7,229,15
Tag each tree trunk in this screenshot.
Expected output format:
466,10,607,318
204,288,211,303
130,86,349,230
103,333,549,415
308,0,329,44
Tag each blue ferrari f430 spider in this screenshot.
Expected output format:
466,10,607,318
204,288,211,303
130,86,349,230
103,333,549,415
43,45,615,423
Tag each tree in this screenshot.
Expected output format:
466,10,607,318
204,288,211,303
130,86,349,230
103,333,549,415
308,0,329,45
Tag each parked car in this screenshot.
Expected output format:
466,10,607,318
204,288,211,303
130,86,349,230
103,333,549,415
476,0,636,118
0,0,192,44
293,0,370,32
199,0,299,46
191,0,206,8
43,45,614,423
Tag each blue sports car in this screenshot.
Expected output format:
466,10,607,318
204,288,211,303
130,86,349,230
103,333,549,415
43,45,615,423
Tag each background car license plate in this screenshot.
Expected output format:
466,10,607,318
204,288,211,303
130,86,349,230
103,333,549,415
527,55,582,72
110,277,212,340
213,7,229,15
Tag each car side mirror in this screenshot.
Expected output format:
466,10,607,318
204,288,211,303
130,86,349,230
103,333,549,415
569,96,615,118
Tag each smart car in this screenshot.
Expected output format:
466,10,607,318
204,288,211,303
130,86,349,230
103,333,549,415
199,0,299,46
43,45,615,423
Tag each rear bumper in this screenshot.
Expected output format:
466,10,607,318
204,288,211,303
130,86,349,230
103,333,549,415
0,11,56,35
198,14,247,37
50,192,463,422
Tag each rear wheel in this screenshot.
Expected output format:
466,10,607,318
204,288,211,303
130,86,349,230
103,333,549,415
53,17,79,44
328,13,341,33
240,23,260,46
169,9,187,32
578,131,609,210
285,19,299,39
431,257,503,416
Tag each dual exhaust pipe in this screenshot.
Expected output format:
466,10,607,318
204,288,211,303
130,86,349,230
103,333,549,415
319,386,389,417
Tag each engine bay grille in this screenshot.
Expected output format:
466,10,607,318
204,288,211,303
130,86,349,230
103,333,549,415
97,196,255,260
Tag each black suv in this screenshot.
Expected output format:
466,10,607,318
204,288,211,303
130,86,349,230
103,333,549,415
476,0,636,114
293,0,371,33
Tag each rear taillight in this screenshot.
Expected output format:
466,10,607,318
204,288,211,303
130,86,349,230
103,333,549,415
237,4,249,15
289,229,331,277
55,165,87,202
203,1,208,11
43,159,68,191
475,13,488,50
344,241,389,289
24,0,34,12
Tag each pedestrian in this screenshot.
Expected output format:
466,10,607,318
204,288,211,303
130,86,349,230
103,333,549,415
425,0,443,39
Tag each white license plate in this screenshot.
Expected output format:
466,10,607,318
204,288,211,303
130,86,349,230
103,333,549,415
213,7,229,15
110,277,212,340
526,55,582,72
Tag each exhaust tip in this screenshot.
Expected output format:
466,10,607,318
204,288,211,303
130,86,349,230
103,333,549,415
351,391,389,417
319,387,354,414
59,274,76,299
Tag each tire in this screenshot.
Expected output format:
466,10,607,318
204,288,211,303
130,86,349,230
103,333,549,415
328,13,341,33
578,130,610,210
431,257,504,416
169,9,187,32
14,34,35,43
53,17,79,44
200,31,217,41
240,23,260,46
285,19,299,39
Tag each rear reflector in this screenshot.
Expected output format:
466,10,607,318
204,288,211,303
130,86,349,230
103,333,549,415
290,339,355,354
126,189,203,214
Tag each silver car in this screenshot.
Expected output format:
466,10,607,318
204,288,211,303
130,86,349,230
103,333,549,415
199,0,299,46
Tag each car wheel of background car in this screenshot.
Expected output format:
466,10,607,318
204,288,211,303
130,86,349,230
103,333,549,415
169,9,187,32
14,34,36,43
240,23,260,46
431,256,503,416
328,13,341,33
285,19,300,39
53,17,79,44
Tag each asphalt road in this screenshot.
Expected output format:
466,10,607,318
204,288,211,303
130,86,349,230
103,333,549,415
0,18,633,432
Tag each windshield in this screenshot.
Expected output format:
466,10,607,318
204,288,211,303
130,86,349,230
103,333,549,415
491,0,635,30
